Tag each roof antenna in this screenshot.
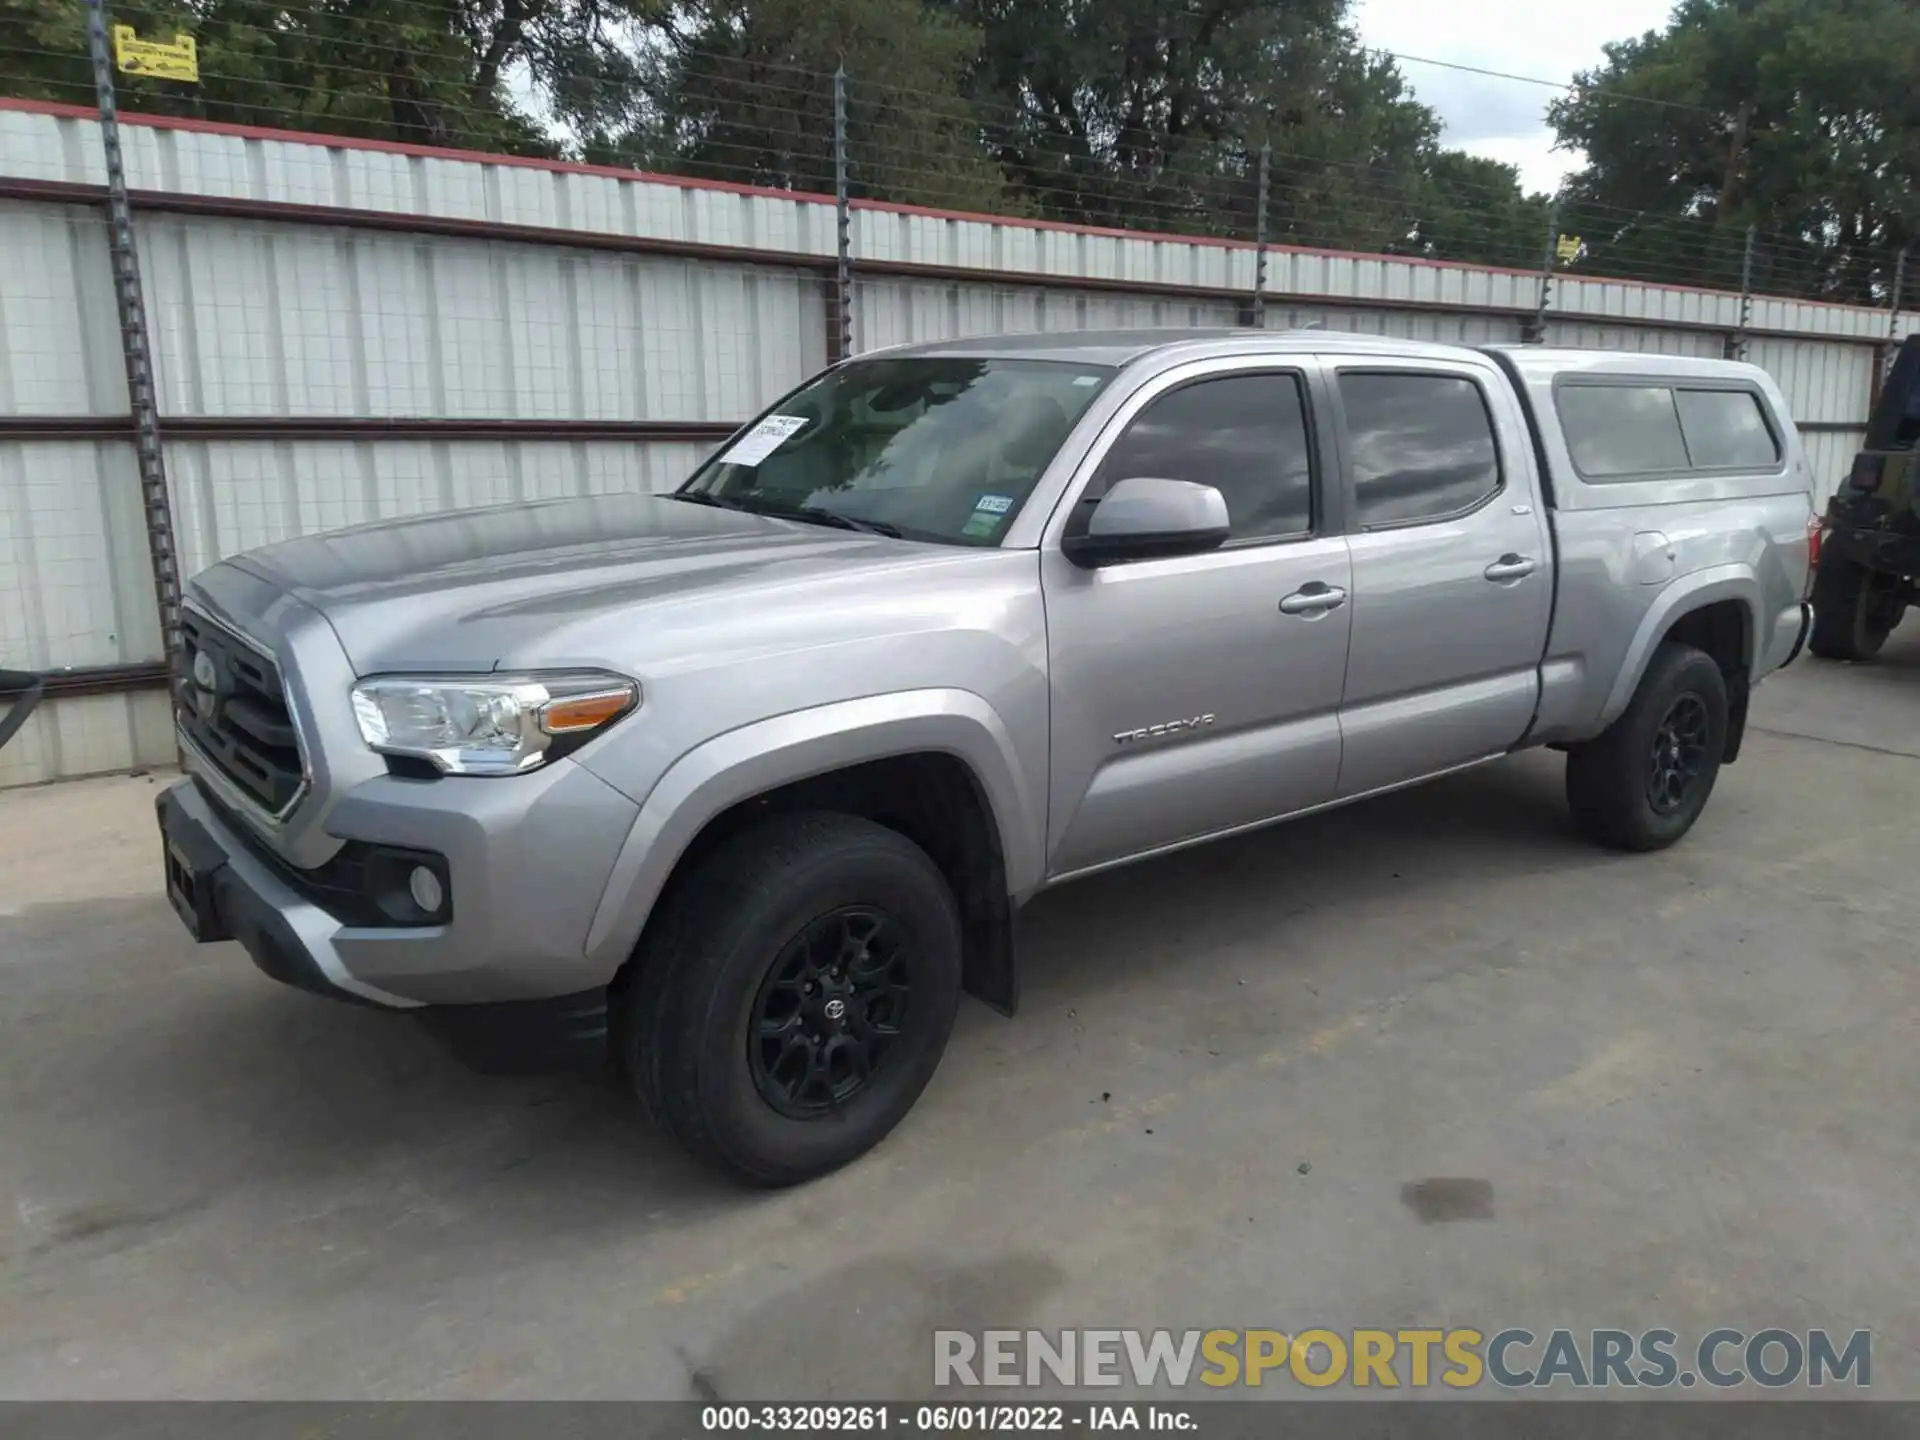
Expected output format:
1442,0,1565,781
1299,320,1324,330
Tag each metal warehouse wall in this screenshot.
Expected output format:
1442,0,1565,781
1,98,1914,787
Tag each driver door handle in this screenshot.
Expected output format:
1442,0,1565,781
1484,554,1537,583
1279,583,1348,616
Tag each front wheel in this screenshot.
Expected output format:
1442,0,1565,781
621,811,962,1187
1566,642,1729,853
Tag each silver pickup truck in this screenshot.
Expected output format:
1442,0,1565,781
157,330,1817,1185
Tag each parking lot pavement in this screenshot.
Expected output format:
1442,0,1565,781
2,627,1918,1401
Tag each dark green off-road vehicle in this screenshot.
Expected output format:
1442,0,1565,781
1811,334,1920,659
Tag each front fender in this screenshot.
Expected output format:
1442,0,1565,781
582,689,1042,970
1597,565,1763,731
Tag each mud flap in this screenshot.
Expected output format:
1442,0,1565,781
963,900,1020,1018
1722,667,1751,765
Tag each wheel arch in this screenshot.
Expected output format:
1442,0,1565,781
1599,569,1761,760
585,690,1040,1015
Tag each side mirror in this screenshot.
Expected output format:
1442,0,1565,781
1062,476,1232,568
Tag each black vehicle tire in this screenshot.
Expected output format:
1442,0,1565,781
1566,642,1729,853
622,811,962,1187
1808,553,1901,661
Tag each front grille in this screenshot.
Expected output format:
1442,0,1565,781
177,609,306,817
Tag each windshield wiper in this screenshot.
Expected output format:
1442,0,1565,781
737,498,902,538
667,491,746,511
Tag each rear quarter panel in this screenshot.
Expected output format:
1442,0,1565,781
1498,353,1816,743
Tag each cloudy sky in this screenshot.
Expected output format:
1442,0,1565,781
1352,0,1677,194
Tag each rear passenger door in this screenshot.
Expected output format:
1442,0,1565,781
1328,359,1554,797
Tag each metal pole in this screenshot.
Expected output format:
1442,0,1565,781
1250,143,1270,328
1888,246,1909,371
1528,201,1558,343
86,0,181,674
832,66,852,364
1731,223,1755,361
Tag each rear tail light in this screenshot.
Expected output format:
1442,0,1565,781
1804,514,1823,601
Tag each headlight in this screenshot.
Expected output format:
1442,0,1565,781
350,672,638,775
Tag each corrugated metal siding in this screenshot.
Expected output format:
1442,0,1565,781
1287,306,1522,345
0,434,173,789
0,201,126,415
853,279,1240,351
137,214,826,421
1746,338,1870,425
0,690,174,790
3,99,1917,788
1546,322,1724,358
1801,429,1861,503
4,103,1909,340
0,439,163,669
168,438,715,578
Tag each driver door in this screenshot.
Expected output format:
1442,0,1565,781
1041,358,1353,879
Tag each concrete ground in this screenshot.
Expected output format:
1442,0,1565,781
2,628,1918,1401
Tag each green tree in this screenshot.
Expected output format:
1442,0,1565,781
1550,0,1920,302
933,0,1447,244
588,0,1009,209
0,0,656,152
1404,151,1552,270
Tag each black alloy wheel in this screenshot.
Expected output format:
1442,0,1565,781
1646,693,1712,817
749,906,914,1117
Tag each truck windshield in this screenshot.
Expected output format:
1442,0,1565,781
677,357,1114,545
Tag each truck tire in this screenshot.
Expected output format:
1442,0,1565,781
621,811,963,1187
1808,553,1900,661
1565,641,1729,853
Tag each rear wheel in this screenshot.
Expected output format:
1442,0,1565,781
621,811,962,1187
1566,642,1729,853
1809,553,1903,661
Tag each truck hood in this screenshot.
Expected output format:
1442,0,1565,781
214,493,993,673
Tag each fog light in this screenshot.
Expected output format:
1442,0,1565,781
408,865,445,916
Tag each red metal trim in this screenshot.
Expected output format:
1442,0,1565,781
7,94,1860,317
0,177,838,275
0,414,737,442
0,97,838,208
0,168,1899,344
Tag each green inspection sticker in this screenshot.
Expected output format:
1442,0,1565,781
962,511,1003,538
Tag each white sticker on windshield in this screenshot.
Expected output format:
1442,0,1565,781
719,414,810,467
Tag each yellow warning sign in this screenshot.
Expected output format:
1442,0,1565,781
111,25,199,82
1554,234,1582,263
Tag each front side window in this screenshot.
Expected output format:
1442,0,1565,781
1091,373,1315,541
680,357,1113,545
1340,372,1502,527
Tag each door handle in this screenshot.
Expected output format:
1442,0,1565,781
1279,583,1348,616
1484,554,1537,583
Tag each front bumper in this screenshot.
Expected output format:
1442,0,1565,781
157,773,636,1071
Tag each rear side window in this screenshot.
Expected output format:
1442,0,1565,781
1556,386,1690,477
1557,383,1781,478
1674,389,1780,468
1339,373,1502,527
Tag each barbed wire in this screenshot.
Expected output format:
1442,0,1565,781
5,18,1911,312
